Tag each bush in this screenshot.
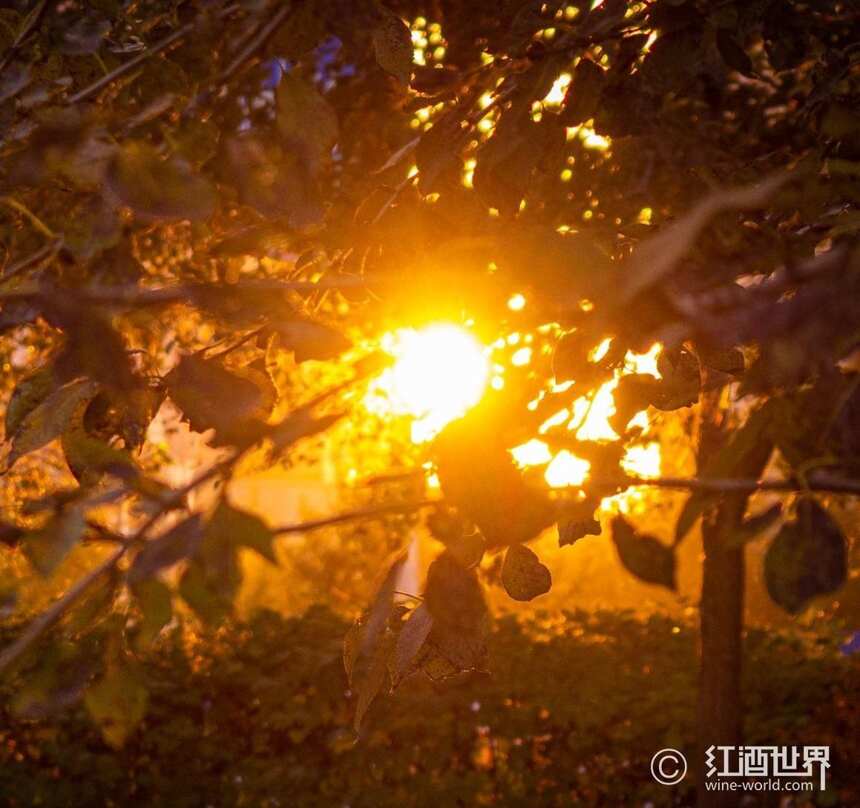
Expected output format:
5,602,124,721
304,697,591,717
0,608,857,807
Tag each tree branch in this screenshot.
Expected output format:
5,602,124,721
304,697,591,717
0,277,372,306
588,472,860,496
272,498,440,535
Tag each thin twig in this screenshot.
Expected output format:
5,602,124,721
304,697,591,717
0,0,49,74
215,4,292,84
0,277,373,305
586,473,860,496
0,196,56,239
272,499,439,535
0,238,60,282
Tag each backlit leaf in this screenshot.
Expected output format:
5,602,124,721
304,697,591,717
372,8,413,84
84,657,148,748
612,517,676,590
764,499,846,614
276,72,338,172
7,378,100,467
501,543,552,601
128,516,203,584
392,603,433,685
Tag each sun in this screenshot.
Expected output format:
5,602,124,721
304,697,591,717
367,325,490,442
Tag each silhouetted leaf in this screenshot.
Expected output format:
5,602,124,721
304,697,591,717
764,499,846,614
392,603,433,685
558,502,601,547
360,550,407,660
612,516,676,590
422,553,489,673
132,578,172,649
206,501,276,564
179,560,231,625
651,347,700,410
128,516,203,584
164,355,270,446
352,634,389,732
501,543,551,601
561,57,606,126
272,320,352,362
6,378,100,466
373,8,412,84
24,505,86,576
5,365,54,440
435,414,556,547
276,72,338,172
695,343,745,375
716,29,752,75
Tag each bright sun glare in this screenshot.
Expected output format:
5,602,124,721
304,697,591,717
366,324,663,513
367,325,489,443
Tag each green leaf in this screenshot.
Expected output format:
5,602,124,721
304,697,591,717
392,603,433,685
612,516,676,590
5,364,54,440
501,543,552,601
164,355,270,446
24,505,86,576
106,141,215,221
128,516,203,584
6,378,100,467
179,560,231,625
361,550,407,660
84,657,148,748
132,578,172,649
764,499,846,614
206,501,276,564
352,634,390,732
372,8,413,84
276,72,338,172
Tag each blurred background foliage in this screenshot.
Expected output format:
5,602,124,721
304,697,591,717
1,607,858,808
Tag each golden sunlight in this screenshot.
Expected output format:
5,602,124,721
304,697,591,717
510,343,664,492
367,325,489,443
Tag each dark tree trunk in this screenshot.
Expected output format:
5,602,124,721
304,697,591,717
695,396,772,808
697,508,745,808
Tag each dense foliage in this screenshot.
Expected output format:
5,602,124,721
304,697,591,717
0,0,858,779
2,608,858,808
